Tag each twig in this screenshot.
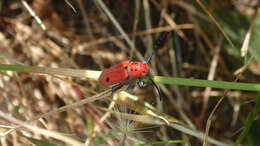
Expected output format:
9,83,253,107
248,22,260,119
20,0,46,30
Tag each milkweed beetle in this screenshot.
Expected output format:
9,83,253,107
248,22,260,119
99,32,168,98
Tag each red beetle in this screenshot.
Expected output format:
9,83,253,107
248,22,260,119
99,61,149,86
98,32,168,98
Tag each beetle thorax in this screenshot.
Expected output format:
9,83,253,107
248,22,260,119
128,61,149,78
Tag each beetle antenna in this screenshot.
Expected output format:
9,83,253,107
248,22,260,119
148,77,163,100
146,50,154,64
146,31,169,64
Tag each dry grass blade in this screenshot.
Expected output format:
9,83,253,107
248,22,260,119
0,64,101,79
83,24,194,49
20,0,46,30
203,90,228,146
129,0,140,58
0,110,85,146
203,74,243,146
95,0,135,51
65,0,77,13
3,88,112,136
200,36,223,120
169,122,232,146
196,0,234,48
105,94,171,125
143,0,153,59
99,107,165,125
241,6,259,57
76,0,94,37
34,66,101,79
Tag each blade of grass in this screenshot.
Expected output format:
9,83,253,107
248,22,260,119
133,140,191,146
3,88,113,136
24,136,56,146
21,0,46,30
98,107,165,125
0,63,100,79
152,76,260,91
129,0,140,59
0,63,36,72
203,90,228,146
235,91,260,145
95,0,147,63
241,4,259,57
196,0,234,48
2,63,260,91
65,0,76,13
0,110,85,146
95,0,135,51
169,123,232,146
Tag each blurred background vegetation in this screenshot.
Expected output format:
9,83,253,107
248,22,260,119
0,0,260,145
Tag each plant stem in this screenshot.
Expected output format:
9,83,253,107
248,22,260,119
153,76,260,91
1,63,260,92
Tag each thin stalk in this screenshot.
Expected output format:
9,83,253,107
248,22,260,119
153,76,260,91
1,63,260,92
0,64,100,79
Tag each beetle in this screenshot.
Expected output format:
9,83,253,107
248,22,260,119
98,32,168,98
98,61,149,86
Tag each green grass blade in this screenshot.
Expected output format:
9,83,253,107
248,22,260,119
235,91,260,145
2,63,260,92
0,64,36,72
153,76,260,91
133,140,190,146
24,136,57,146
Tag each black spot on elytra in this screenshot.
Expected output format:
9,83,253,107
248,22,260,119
124,66,128,70
106,77,110,82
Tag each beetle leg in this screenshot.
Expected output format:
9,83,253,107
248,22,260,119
111,83,122,97
138,78,147,88
137,77,163,100
126,81,135,90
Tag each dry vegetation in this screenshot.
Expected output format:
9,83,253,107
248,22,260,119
0,0,260,146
